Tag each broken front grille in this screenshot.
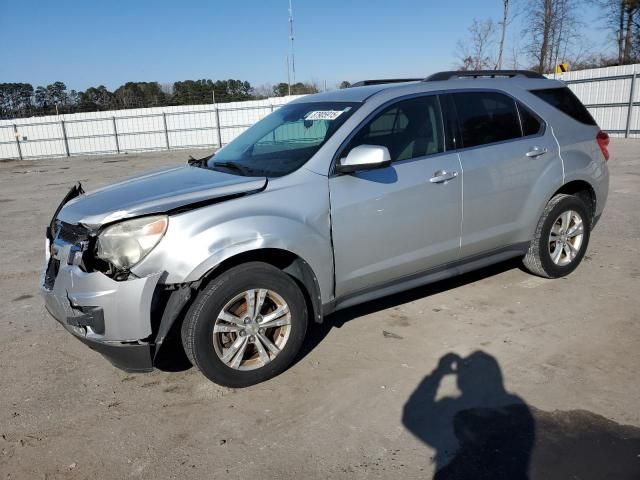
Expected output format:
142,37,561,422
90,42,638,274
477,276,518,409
56,221,90,245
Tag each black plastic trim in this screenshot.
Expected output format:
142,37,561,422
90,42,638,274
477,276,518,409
351,78,422,87
425,70,545,81
75,335,153,372
325,242,530,314
152,285,194,360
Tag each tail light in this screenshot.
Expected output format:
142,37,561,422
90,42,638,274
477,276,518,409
596,130,610,161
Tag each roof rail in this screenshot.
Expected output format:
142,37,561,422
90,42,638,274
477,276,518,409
424,70,545,81
350,78,422,87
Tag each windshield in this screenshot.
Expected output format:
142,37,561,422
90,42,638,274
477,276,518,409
207,101,360,177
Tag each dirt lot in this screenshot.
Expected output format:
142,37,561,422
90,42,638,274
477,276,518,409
1,142,639,479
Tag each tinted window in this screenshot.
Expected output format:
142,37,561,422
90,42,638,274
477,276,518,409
367,107,409,137
530,87,597,125
345,96,444,162
453,92,521,148
518,102,544,136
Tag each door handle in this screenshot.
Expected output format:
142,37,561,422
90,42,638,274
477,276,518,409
526,146,548,158
429,170,458,183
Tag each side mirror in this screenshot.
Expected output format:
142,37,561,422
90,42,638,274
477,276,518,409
336,145,392,174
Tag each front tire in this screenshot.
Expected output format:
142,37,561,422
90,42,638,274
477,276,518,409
181,262,308,387
523,194,591,278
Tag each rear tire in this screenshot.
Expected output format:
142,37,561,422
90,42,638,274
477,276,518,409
181,262,308,387
523,194,591,278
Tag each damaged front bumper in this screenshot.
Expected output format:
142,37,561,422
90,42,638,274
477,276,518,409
41,234,162,372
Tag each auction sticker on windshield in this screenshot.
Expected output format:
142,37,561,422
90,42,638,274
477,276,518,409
305,110,345,121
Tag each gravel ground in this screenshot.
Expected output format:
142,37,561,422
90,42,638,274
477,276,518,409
1,142,639,479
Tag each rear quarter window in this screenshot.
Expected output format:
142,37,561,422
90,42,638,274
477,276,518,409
530,87,597,126
517,102,544,136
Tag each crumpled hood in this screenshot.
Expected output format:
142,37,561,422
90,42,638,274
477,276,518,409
57,165,267,228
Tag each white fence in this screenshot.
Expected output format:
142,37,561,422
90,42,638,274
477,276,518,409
1,64,638,161
0,96,304,161
548,63,639,138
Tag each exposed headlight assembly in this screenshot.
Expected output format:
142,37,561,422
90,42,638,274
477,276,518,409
96,215,168,270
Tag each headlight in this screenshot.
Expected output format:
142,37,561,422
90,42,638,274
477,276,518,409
96,215,168,270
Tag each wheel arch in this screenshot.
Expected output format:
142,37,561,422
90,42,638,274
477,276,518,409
523,178,598,246
198,248,323,324
551,179,597,221
152,248,324,366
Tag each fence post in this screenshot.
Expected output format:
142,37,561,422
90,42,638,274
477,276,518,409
162,113,170,150
270,103,274,113
13,124,22,161
625,72,637,139
60,120,70,157
112,117,120,154
214,105,223,148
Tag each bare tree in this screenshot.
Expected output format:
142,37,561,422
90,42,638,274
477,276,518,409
455,18,498,70
599,0,640,63
508,33,522,68
496,0,511,69
619,0,627,61
524,0,583,73
622,1,640,61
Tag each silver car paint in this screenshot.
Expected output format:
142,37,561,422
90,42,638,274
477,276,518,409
42,236,161,341
456,126,563,257
41,76,609,350
58,165,267,228
131,166,334,300
329,150,463,297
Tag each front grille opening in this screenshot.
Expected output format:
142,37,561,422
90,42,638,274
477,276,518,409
56,221,90,244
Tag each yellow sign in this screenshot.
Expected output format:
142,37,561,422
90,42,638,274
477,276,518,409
555,63,569,73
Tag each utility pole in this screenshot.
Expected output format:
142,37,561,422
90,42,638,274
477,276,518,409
288,0,296,86
286,56,291,96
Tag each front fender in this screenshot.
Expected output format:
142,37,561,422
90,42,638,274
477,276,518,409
132,173,334,304
184,215,332,299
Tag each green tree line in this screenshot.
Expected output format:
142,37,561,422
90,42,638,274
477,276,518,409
0,79,319,119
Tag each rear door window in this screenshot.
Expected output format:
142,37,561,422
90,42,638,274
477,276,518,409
452,92,522,148
529,87,597,126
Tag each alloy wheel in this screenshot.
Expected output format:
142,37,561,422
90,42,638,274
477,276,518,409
212,289,292,371
548,210,584,266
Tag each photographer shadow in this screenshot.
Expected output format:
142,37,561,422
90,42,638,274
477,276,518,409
402,351,535,480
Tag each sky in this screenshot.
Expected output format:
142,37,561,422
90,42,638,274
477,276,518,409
0,0,608,92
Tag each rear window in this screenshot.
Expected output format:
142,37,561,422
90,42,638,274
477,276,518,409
452,92,522,148
530,87,597,126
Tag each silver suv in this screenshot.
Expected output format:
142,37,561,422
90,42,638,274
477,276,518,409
41,70,610,386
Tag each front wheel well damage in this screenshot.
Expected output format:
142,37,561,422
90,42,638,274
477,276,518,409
201,249,323,324
151,248,323,368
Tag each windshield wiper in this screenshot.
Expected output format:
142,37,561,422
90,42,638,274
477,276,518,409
188,155,209,168
213,161,256,176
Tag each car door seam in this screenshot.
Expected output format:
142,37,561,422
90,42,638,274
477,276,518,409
457,152,464,251
326,176,338,302
550,125,565,184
